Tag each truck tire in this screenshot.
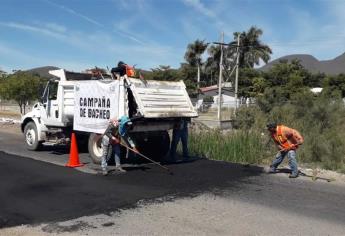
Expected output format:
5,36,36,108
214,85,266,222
88,133,103,164
135,131,170,162
24,121,42,150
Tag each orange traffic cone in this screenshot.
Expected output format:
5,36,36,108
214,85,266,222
66,132,84,168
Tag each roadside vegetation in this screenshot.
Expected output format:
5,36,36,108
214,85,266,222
1,25,345,172
0,72,46,114
187,60,345,173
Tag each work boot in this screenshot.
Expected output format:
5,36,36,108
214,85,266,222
289,173,299,178
115,166,127,173
182,156,189,162
268,166,277,173
102,169,108,176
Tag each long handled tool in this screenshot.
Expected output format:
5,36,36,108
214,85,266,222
119,142,173,175
299,171,335,182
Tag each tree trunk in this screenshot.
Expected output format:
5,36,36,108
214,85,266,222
18,101,23,114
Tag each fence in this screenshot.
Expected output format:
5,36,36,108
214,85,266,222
196,99,254,121
0,99,33,117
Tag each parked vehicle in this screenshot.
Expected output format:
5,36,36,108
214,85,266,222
21,69,197,163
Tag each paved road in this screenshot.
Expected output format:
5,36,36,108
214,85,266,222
0,151,262,228
1,129,345,235
0,130,98,174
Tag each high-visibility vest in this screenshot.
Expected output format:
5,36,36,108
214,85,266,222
125,65,135,77
272,125,295,150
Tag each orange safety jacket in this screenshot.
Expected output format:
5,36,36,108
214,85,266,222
125,65,135,77
271,125,304,151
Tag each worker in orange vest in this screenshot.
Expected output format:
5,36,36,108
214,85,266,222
111,61,135,79
267,123,304,178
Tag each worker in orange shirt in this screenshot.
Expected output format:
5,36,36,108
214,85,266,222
267,123,304,178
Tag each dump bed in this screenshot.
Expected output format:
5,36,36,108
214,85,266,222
128,78,198,118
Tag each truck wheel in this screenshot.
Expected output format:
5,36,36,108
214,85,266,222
88,133,103,164
135,131,170,162
24,121,42,150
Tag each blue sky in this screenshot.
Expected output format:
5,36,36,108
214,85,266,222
1,0,345,73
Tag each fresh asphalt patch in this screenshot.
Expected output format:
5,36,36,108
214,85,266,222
0,151,263,228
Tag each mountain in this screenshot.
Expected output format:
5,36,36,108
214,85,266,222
26,66,60,79
260,53,345,75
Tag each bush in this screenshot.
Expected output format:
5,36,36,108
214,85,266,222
191,95,345,172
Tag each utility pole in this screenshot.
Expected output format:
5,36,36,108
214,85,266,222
217,32,224,120
197,63,200,90
234,34,240,111
196,62,200,109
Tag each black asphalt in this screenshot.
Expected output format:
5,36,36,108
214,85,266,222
0,151,262,228
1,130,345,230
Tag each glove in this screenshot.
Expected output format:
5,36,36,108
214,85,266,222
110,137,120,144
132,147,139,153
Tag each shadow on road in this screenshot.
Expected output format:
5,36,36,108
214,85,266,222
0,151,263,228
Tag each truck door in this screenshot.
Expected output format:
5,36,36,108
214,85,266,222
42,81,63,126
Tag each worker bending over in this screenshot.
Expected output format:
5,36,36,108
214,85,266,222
111,61,135,79
267,123,304,178
101,115,138,176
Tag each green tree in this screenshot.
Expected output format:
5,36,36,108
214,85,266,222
322,74,345,98
0,72,42,114
238,67,264,98
0,68,7,78
204,45,221,86
229,26,272,68
256,60,313,112
184,39,208,88
141,65,179,81
179,63,198,97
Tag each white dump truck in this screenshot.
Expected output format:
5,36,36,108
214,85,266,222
21,69,198,163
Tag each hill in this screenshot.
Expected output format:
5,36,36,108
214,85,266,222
26,66,60,79
260,53,345,75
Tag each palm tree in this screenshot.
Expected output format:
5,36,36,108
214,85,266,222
229,26,272,68
184,39,208,88
204,45,221,86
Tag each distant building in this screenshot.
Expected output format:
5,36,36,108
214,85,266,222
196,83,239,109
310,87,323,94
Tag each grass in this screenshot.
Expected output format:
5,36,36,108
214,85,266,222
186,95,345,174
0,110,21,119
188,129,269,165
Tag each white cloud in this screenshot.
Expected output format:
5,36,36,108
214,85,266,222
43,0,151,45
0,22,66,40
181,0,236,40
0,20,182,71
182,0,216,19
113,24,147,45
43,22,67,33
43,0,104,27
0,21,95,50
